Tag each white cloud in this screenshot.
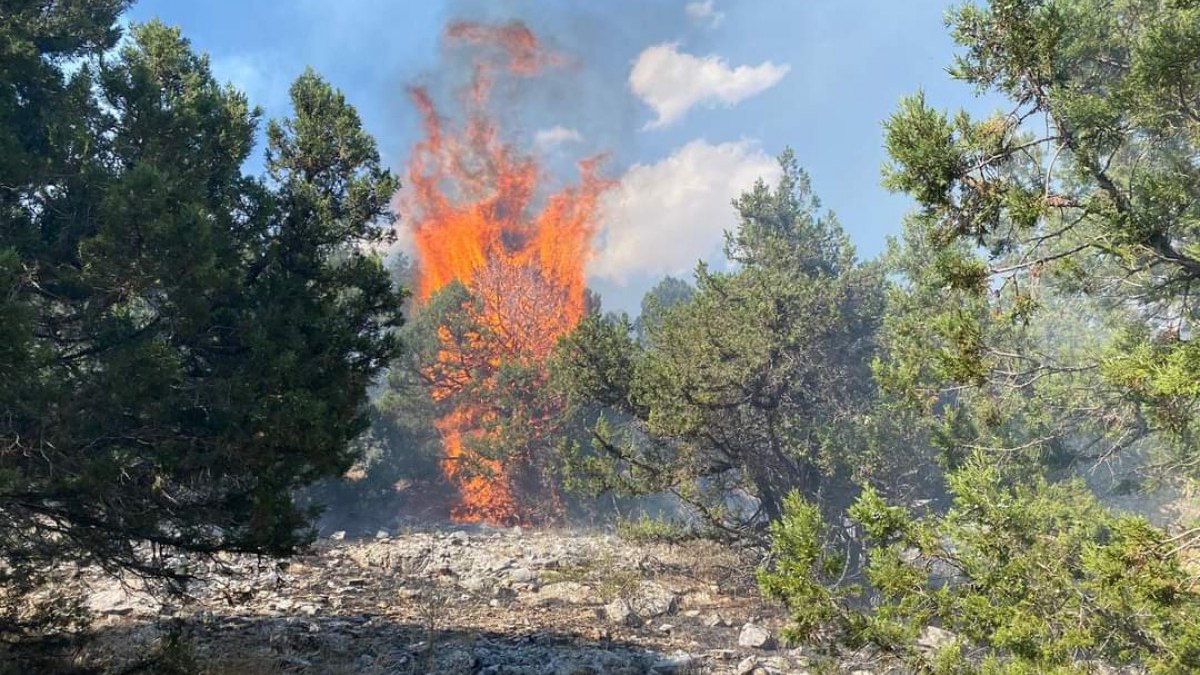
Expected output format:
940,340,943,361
534,125,583,150
590,139,780,283
629,43,789,129
685,0,725,27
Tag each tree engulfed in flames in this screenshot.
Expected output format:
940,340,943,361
403,20,610,524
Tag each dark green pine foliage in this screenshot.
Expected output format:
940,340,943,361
761,459,1200,674
758,2,1200,670
879,0,1200,474
0,5,402,635
553,151,901,535
633,276,694,345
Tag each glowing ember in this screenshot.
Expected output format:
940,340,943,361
403,20,610,525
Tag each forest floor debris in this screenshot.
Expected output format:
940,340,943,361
60,526,901,674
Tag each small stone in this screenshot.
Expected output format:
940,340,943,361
657,623,674,634
703,613,728,627
459,576,489,593
710,649,737,660
738,622,776,649
437,647,476,673
761,656,791,672
604,598,640,626
86,587,152,617
916,625,957,653
630,581,678,618
736,657,759,675
448,530,470,545
530,581,595,606
329,530,346,541
651,651,699,674
509,567,537,583
374,529,390,540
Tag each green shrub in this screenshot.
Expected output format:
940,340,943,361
761,458,1200,673
613,513,695,544
757,493,858,644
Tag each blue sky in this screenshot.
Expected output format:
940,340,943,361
127,0,996,312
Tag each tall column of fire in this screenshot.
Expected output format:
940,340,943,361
401,21,610,524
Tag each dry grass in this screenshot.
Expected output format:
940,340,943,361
539,553,642,604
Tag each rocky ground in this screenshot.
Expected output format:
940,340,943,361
66,526,903,675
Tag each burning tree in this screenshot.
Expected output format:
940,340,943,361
400,21,611,525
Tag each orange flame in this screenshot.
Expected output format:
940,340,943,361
403,20,610,525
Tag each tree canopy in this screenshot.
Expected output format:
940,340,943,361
880,0,1200,474
552,151,917,534
757,1,1200,671
0,3,402,635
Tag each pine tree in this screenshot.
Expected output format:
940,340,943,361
0,6,403,635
